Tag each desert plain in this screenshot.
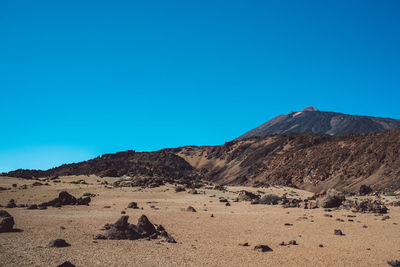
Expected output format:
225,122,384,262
1,175,399,267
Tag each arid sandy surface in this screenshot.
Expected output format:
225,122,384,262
1,176,399,267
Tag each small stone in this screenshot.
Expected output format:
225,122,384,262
186,206,196,212
288,240,297,245
239,242,249,246
334,229,344,236
56,261,76,267
127,202,139,209
319,244,324,248
254,245,273,252
49,239,71,247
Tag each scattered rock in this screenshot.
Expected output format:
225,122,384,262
175,186,186,192
254,245,273,252
27,204,38,210
319,244,324,247
288,240,297,245
6,199,17,208
334,229,344,236
0,210,15,232
239,242,249,246
359,185,373,196
186,206,196,212
127,202,139,209
187,189,197,194
56,261,76,267
49,239,71,247
121,211,126,214
387,260,400,267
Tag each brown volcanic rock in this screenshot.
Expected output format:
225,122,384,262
98,215,174,242
0,210,15,232
174,129,400,192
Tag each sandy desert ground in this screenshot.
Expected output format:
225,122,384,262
1,175,399,267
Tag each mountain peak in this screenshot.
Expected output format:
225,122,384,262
236,108,400,140
301,106,319,112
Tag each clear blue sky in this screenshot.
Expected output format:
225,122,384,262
1,0,399,172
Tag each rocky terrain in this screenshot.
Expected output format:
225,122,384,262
236,106,400,139
3,129,400,193
172,128,400,192
0,176,399,266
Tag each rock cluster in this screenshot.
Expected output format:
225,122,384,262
95,215,176,243
39,191,91,208
344,199,388,214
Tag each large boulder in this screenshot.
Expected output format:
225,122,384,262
359,185,373,196
238,191,259,201
317,189,345,208
259,194,281,205
137,215,157,236
0,210,15,232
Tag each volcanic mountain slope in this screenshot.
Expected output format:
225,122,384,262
4,130,400,193
236,106,400,140
169,129,400,192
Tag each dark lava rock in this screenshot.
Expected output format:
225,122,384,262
27,204,38,210
347,199,388,214
40,191,91,207
175,186,186,192
49,239,71,247
56,261,76,267
334,229,344,236
387,260,400,267
6,199,17,208
121,211,126,214
259,194,281,205
225,202,231,206
166,236,177,243
186,206,196,212
0,210,15,232
93,234,107,240
137,215,157,236
32,182,43,186
98,215,175,242
127,202,139,209
359,184,373,196
254,245,273,252
288,240,297,245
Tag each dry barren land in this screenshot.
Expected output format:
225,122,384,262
1,176,399,267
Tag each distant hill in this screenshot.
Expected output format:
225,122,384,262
236,106,400,140
5,129,400,193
